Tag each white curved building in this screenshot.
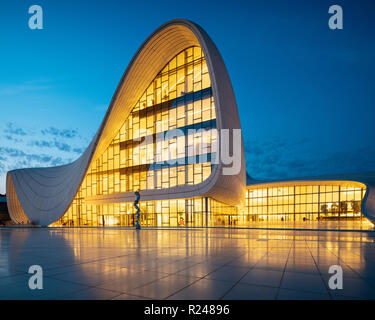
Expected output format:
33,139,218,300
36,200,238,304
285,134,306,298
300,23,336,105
6,20,375,228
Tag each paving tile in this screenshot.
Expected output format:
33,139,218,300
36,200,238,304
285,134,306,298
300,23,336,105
0,267,23,278
0,273,30,287
277,288,330,300
240,269,283,287
281,272,328,294
324,276,375,299
129,274,199,299
0,277,87,300
98,271,168,292
1,227,375,300
112,293,151,300
60,287,122,300
45,262,117,277
146,261,195,274
51,266,142,287
176,263,220,278
285,261,320,275
253,258,287,272
205,266,249,283
222,283,278,300
167,278,235,300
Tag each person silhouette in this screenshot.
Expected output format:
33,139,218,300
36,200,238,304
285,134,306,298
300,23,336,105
134,190,141,230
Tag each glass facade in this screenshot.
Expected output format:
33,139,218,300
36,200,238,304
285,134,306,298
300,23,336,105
52,47,370,229
245,183,366,222
55,197,237,228
55,46,219,227
53,181,368,228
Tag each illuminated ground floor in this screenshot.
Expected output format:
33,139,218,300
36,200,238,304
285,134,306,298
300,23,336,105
53,181,373,230
245,182,367,223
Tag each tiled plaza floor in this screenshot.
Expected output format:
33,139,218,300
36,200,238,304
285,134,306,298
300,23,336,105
1,226,375,300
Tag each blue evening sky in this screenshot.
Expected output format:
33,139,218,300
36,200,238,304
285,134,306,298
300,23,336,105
0,0,374,193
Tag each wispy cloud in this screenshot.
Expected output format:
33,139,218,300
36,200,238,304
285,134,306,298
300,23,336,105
0,146,67,164
245,137,375,180
41,127,78,139
4,135,23,143
29,140,72,152
0,121,90,193
4,122,27,136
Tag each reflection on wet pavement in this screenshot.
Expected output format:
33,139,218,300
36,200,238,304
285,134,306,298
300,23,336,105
1,227,375,300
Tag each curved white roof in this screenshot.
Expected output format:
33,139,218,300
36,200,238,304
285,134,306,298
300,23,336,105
6,20,246,226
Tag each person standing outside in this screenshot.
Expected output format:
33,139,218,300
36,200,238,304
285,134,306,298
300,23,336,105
134,190,141,230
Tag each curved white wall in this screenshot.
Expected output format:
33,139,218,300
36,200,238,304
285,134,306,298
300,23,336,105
6,19,246,226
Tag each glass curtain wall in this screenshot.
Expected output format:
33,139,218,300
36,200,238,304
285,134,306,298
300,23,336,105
245,183,366,223
55,197,235,228
55,46,218,227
